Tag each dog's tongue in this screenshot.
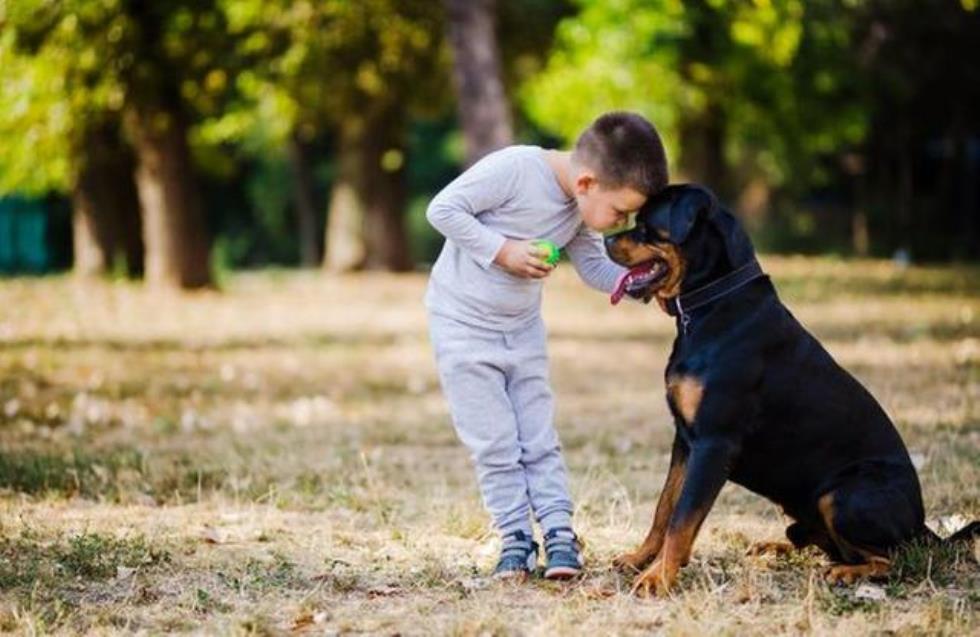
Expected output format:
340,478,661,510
611,265,652,305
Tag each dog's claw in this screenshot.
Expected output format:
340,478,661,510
612,551,649,573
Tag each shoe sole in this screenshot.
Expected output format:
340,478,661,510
544,566,581,580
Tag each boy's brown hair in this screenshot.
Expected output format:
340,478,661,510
573,112,668,195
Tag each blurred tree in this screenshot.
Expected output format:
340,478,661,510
853,0,980,259
71,120,143,277
444,0,513,165
522,0,868,223
0,13,142,278
209,0,448,272
0,0,244,288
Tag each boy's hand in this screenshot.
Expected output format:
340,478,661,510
493,239,556,279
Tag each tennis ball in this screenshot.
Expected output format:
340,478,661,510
533,240,561,266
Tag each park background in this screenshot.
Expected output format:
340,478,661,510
1,1,978,634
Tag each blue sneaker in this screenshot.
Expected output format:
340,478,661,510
543,527,583,580
493,530,539,581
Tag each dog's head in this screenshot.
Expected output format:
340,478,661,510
604,184,755,304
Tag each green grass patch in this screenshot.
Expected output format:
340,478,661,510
0,529,171,591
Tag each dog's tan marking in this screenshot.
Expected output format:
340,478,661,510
605,235,658,267
650,243,685,299
818,491,892,583
667,375,704,425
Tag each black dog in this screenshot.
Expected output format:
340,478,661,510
603,184,978,596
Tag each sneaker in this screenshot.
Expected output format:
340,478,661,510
493,530,539,581
543,527,583,580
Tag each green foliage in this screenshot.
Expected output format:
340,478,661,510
521,0,686,160
522,0,870,193
202,0,449,151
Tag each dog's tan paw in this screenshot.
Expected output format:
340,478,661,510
630,559,677,597
746,541,795,557
612,550,652,573
824,559,889,585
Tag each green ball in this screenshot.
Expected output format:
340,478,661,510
533,240,561,266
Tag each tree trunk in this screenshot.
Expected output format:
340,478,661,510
324,119,368,272
444,0,513,165
288,132,320,267
126,106,212,289
71,123,143,278
323,111,412,273
678,101,728,197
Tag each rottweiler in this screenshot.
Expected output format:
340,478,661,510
603,183,978,596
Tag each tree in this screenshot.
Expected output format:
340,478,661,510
444,0,513,165
0,15,142,278
1,0,244,288
521,0,867,210
71,120,143,277
211,0,448,272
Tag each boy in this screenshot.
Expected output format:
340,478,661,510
425,112,669,580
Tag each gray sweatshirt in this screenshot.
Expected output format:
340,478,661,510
425,145,626,331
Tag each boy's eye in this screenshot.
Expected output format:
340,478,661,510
601,212,638,237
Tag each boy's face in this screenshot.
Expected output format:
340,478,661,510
574,173,647,232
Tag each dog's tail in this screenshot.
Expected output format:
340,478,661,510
919,520,979,545
944,521,980,544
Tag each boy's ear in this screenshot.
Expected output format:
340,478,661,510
573,171,597,194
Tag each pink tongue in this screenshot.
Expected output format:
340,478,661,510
610,265,650,305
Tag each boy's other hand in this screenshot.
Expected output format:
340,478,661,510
493,239,556,279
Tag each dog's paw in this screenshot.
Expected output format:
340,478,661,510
630,559,677,597
823,558,890,585
612,550,651,573
746,541,795,557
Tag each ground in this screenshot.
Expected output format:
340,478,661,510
0,256,978,635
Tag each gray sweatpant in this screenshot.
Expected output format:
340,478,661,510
428,312,573,537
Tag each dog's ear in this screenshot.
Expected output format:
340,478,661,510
667,186,714,244
708,205,755,267
640,185,714,244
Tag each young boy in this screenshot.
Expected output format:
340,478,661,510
425,112,669,580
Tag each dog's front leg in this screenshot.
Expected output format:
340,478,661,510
631,436,738,596
614,435,689,572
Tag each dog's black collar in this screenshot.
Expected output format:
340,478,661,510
665,259,767,326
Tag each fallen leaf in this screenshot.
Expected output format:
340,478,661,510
854,583,886,601
202,526,226,544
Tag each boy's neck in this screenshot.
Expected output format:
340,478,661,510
543,150,576,200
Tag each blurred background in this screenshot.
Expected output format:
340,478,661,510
1,0,979,287
1,3,979,631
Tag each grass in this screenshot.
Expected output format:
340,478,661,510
0,255,977,634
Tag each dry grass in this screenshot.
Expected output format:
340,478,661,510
0,255,977,635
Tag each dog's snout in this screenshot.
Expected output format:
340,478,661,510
604,228,645,267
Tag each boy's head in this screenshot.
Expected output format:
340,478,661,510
570,111,669,231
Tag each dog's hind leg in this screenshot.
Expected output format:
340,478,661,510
747,521,838,558
817,484,922,584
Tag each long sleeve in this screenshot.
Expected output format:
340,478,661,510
425,153,520,269
565,224,628,293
